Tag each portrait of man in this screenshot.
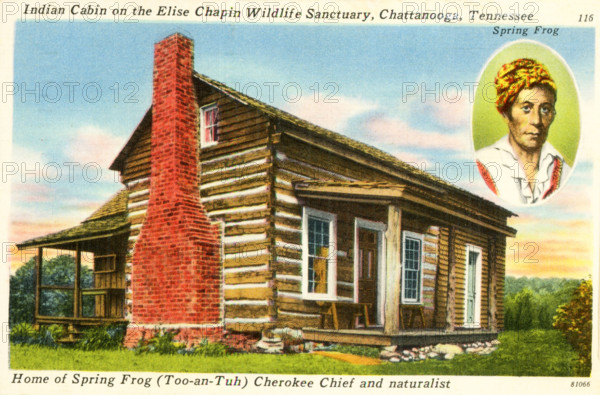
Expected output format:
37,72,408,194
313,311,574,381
475,58,571,205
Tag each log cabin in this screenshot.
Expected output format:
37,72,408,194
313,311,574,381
17,33,516,347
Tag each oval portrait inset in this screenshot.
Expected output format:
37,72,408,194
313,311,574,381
472,41,580,206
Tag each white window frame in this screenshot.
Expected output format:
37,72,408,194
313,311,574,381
464,244,483,328
353,218,386,325
301,207,337,301
200,103,219,148
401,231,424,305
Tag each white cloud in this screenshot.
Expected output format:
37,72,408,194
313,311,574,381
9,144,46,176
364,115,469,152
62,125,125,183
283,95,378,132
6,144,57,187
65,125,126,169
426,95,471,130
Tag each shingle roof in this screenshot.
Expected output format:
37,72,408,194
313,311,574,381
111,72,452,190
110,71,513,218
193,72,443,183
17,190,130,248
192,72,514,217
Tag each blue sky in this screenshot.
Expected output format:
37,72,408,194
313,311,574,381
10,22,595,278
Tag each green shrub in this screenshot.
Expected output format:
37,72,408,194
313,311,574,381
135,330,184,355
75,324,126,351
36,328,59,348
45,324,66,341
10,323,62,347
553,279,592,376
192,338,228,357
10,323,38,344
332,344,380,359
505,288,534,330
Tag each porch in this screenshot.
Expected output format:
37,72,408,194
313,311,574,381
292,181,516,340
30,240,128,329
302,327,499,347
16,190,130,331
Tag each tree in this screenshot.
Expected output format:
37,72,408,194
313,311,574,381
504,277,580,330
504,288,535,330
553,279,592,376
9,259,36,325
9,255,94,327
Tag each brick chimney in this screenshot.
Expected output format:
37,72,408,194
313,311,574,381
129,34,222,336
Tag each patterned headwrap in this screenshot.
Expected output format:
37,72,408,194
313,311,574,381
494,58,556,114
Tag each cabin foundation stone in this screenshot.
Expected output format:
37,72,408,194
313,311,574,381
123,325,225,348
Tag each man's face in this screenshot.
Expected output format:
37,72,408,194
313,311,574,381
503,85,556,154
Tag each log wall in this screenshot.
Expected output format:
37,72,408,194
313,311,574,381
121,84,274,330
119,81,509,332
273,135,446,330
434,225,503,330
400,215,440,328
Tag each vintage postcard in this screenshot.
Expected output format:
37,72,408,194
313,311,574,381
0,0,598,394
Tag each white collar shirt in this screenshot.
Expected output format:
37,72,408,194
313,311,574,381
476,135,571,205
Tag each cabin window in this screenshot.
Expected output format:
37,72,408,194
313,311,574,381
401,231,424,304
94,254,116,273
302,207,337,300
200,104,219,147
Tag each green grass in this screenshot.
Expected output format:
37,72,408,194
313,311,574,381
372,330,578,376
10,330,579,376
332,344,381,359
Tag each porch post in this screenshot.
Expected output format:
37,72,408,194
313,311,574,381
487,236,497,331
74,243,81,318
445,226,456,331
384,204,401,335
34,247,43,322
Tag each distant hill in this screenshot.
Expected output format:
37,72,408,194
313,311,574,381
505,276,581,296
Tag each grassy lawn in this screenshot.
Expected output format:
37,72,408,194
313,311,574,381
10,329,579,376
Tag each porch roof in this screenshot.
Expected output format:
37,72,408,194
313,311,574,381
16,189,130,249
294,181,517,237
294,181,409,201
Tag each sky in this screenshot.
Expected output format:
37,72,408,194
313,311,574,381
7,22,595,279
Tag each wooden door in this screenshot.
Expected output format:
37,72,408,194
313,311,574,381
466,250,478,325
358,228,378,324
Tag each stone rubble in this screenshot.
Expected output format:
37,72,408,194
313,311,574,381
248,327,500,362
380,350,401,359
381,341,499,362
253,334,284,354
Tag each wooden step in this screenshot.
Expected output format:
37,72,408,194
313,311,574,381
55,324,82,343
56,336,78,344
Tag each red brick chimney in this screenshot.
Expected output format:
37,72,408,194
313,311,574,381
128,33,222,339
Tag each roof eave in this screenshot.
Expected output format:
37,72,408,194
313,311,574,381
16,225,130,250
294,181,516,237
281,120,515,219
